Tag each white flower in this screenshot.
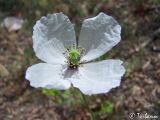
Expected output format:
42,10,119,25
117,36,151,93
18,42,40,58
25,12,125,95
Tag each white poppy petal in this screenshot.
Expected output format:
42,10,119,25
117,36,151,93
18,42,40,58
26,63,71,90
79,12,121,62
70,60,125,95
33,13,76,64
35,38,66,64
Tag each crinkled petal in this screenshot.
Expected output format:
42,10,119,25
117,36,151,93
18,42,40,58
79,12,121,62
70,60,125,95
26,63,71,90
33,13,76,64
35,38,66,64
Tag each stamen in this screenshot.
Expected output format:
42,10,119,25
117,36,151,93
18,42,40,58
64,44,85,69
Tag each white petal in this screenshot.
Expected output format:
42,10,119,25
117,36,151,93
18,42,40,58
26,63,71,90
70,60,125,95
35,38,66,64
79,12,121,62
33,13,76,64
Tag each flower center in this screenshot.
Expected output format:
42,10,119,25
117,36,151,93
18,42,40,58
64,44,84,69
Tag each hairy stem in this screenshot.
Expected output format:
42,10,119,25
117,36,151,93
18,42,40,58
80,91,96,120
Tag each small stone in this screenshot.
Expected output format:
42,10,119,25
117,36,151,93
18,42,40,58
1,16,24,31
0,64,9,77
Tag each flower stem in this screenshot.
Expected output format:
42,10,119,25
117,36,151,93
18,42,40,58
80,91,96,120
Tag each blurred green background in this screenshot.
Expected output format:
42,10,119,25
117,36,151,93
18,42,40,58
0,0,160,120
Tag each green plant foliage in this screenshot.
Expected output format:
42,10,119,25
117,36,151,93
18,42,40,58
41,88,84,107
42,88,72,105
152,0,160,3
42,88,71,98
100,101,114,114
24,48,33,59
42,88,59,97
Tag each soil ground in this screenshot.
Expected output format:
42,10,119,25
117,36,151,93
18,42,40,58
0,0,160,120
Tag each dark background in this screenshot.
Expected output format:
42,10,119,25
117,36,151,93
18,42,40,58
0,0,160,119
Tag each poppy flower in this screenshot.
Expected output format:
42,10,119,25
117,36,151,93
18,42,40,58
26,12,125,95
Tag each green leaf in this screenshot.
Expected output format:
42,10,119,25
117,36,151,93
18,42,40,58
100,101,114,114
24,48,33,59
42,88,59,97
